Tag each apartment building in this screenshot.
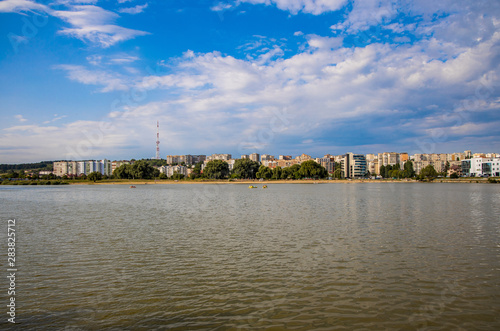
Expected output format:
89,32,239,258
206,154,232,161
53,160,112,177
315,157,335,173
341,153,367,178
159,165,190,177
166,155,206,165
250,153,260,162
461,157,500,177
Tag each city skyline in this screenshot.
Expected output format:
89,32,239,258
1,0,500,163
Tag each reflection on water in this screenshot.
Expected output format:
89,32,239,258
1,183,499,329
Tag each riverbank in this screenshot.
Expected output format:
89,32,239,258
67,178,495,185
2,178,496,186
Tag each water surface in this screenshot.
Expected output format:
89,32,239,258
0,183,499,329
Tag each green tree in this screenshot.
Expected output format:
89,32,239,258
113,164,132,179
289,164,302,179
380,165,386,178
443,161,450,177
231,159,260,179
280,167,291,179
87,171,102,182
171,172,185,180
403,161,415,178
203,160,229,179
450,172,459,179
189,161,204,179
256,165,272,179
333,168,342,179
419,165,438,181
271,166,282,180
298,160,328,179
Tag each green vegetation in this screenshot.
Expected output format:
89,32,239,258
142,158,168,167
0,161,53,172
418,165,438,181
380,161,415,179
203,160,230,179
170,172,185,180
298,160,328,179
112,160,160,179
231,159,260,179
87,171,102,182
256,165,272,179
1,179,68,185
256,161,328,180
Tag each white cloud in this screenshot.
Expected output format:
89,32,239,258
118,3,148,14
0,0,49,13
211,2,233,12
14,114,28,122
238,0,347,15
53,5,149,47
43,114,67,124
54,64,129,92
3,0,500,161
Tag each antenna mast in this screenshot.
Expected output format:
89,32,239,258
156,121,160,159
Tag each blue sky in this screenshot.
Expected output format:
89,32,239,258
1,0,499,163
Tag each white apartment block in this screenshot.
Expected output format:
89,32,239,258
53,160,112,177
461,157,500,177
159,165,190,177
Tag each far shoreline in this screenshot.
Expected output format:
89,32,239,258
67,178,495,185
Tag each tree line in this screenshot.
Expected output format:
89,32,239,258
199,159,329,180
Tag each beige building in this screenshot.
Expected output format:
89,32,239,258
315,157,335,173
250,153,260,162
206,153,232,161
296,154,312,162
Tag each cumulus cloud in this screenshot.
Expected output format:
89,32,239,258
2,0,499,161
210,0,346,15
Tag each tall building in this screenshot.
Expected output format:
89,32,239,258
250,153,260,162
341,153,367,178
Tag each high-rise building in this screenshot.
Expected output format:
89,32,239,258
341,153,367,178
250,153,260,162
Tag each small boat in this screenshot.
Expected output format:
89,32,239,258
249,185,257,189
130,185,136,188
262,185,268,189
